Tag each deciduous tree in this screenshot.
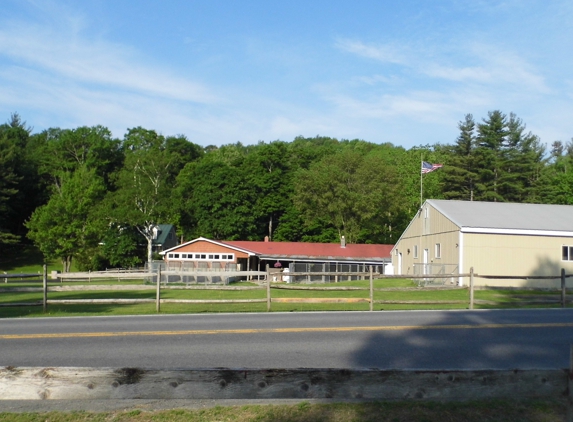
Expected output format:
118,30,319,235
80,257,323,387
26,166,106,271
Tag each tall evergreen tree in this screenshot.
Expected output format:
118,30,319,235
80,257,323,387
442,114,479,201
0,113,42,245
533,140,573,204
474,110,508,202
468,110,544,203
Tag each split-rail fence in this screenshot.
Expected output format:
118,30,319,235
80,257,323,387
1,265,573,312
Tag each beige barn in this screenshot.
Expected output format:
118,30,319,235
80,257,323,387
391,199,573,288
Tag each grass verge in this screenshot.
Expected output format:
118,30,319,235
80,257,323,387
0,399,567,421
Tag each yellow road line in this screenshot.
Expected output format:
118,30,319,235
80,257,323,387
1,322,573,340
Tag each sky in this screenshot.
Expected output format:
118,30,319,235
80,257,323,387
0,0,572,149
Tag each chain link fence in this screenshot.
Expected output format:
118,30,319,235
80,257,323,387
146,261,241,284
412,263,459,286
286,262,386,284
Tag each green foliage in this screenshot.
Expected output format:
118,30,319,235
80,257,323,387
532,143,573,204
100,224,146,268
442,114,479,201
26,166,106,271
0,131,21,246
444,110,546,204
293,149,400,243
109,127,177,262
35,125,122,190
0,113,43,246
175,159,258,240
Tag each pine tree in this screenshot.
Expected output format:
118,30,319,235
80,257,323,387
442,114,479,201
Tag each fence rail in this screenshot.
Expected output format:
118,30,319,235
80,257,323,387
1,266,572,312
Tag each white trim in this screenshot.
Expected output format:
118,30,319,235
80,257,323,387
160,237,257,256
390,206,424,255
461,227,573,237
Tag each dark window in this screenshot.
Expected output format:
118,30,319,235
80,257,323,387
563,246,573,261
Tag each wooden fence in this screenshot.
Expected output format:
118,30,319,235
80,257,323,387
1,266,572,312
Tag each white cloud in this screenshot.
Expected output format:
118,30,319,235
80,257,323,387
423,65,493,83
325,90,456,123
353,74,401,86
336,39,407,65
0,12,216,104
337,37,549,94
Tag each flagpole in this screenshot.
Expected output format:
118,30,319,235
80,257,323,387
419,155,423,280
420,155,423,208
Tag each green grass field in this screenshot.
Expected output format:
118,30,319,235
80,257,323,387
0,244,78,273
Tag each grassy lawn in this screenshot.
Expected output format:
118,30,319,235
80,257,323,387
0,399,566,421
0,244,79,274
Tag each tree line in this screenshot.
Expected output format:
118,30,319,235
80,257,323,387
1,111,571,271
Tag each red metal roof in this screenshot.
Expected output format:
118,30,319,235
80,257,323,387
222,240,393,261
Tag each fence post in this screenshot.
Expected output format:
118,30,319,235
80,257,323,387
156,266,161,313
562,268,567,308
266,264,271,312
43,264,48,313
369,266,373,312
469,267,474,310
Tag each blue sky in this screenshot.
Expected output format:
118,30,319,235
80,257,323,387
1,0,571,149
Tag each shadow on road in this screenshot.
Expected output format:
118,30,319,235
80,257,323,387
351,309,573,370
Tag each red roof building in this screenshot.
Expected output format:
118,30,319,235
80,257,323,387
160,237,393,282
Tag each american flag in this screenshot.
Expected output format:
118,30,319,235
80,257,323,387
421,161,443,174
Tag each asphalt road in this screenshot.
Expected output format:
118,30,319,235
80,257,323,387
1,309,573,370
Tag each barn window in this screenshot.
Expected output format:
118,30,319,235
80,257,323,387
435,243,441,259
413,245,418,258
562,246,573,261
189,253,234,261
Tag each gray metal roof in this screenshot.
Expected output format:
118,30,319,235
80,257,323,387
152,224,175,245
427,199,573,232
